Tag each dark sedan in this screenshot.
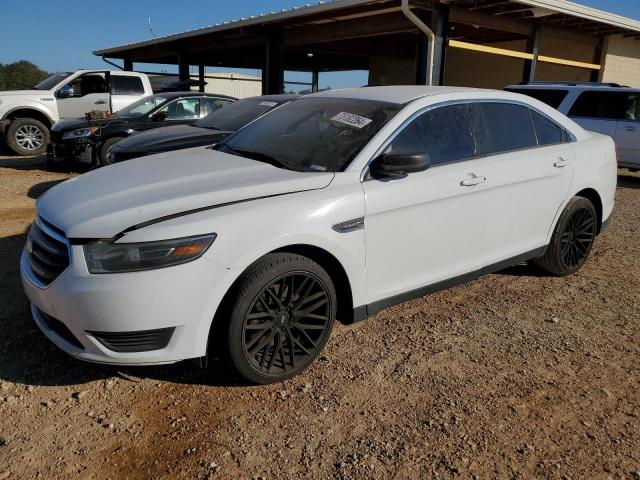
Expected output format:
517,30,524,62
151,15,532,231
47,92,236,168
106,94,299,165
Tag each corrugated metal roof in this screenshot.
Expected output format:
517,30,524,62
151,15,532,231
94,0,640,56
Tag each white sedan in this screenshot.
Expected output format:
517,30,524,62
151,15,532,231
21,86,617,384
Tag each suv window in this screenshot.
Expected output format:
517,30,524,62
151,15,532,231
531,111,566,146
157,97,201,120
202,97,233,116
474,103,538,156
507,88,569,109
387,104,476,166
568,91,637,120
111,76,145,95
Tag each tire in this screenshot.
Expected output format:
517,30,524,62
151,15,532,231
221,253,337,384
99,137,124,166
534,196,598,276
6,118,49,156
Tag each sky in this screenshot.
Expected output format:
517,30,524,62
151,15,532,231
1,0,639,90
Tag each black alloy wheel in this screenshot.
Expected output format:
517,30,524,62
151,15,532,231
534,196,598,276
222,253,336,384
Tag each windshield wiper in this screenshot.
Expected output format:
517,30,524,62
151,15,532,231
218,145,297,171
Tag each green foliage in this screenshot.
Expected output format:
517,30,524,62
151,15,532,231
0,61,49,91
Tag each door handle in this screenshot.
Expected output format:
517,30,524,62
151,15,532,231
554,157,570,168
460,174,486,187
94,100,107,105
625,126,636,132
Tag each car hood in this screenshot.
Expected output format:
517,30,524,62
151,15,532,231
114,125,231,153
37,148,334,239
52,117,89,132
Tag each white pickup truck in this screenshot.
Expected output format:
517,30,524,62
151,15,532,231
0,70,153,156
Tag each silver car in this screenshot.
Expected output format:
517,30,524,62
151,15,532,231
506,82,640,171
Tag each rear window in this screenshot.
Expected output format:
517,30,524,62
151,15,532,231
507,88,569,109
568,91,632,120
474,103,538,156
111,76,145,96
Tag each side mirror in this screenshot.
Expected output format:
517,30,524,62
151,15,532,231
370,150,431,178
57,85,74,98
151,111,168,122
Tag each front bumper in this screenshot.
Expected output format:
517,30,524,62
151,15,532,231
47,138,92,163
21,247,234,365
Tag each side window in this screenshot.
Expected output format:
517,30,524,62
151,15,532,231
506,88,569,109
531,111,566,146
157,97,201,120
626,94,639,121
202,97,233,116
63,73,107,97
111,76,145,96
387,104,475,166
474,103,537,155
568,91,629,120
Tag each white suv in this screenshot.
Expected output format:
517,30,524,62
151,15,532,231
0,70,153,156
21,87,617,384
506,82,640,171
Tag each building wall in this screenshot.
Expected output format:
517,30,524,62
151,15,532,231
149,73,262,98
368,56,417,85
601,35,640,88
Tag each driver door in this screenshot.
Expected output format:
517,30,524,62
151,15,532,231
56,72,110,119
363,103,491,305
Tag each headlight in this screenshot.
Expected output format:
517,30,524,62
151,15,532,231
63,126,99,140
83,234,216,274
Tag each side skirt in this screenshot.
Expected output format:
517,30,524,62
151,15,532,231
351,246,546,323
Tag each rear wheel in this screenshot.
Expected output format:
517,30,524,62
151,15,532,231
6,118,49,156
534,196,597,276
223,253,336,384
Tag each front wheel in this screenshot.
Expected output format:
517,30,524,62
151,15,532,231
99,137,124,166
222,253,337,384
534,196,598,276
6,118,49,156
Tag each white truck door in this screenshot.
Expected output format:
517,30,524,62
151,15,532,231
110,74,147,113
56,72,110,119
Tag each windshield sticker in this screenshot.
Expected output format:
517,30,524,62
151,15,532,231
331,112,373,129
259,101,278,107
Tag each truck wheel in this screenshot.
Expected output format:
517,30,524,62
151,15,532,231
6,118,49,156
99,137,124,166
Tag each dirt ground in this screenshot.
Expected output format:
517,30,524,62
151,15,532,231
0,149,638,480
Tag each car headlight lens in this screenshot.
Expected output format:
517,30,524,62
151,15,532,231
83,234,216,274
63,126,99,140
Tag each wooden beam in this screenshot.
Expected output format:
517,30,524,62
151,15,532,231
449,6,532,36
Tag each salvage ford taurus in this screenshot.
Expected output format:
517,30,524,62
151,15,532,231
21,86,617,384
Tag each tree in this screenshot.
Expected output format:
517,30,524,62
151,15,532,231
0,61,49,91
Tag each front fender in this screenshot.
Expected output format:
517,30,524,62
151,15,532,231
1,99,58,123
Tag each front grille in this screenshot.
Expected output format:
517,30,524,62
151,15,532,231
26,219,70,286
89,328,175,353
38,309,84,350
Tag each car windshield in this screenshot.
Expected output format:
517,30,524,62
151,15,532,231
34,72,72,90
214,97,401,172
195,98,286,131
114,94,170,117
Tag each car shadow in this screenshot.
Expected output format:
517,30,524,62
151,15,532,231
27,180,67,199
0,228,249,389
618,172,640,190
495,261,552,278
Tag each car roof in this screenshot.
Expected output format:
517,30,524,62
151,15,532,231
311,86,496,104
249,94,300,102
156,91,237,100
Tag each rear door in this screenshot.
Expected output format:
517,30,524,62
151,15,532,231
470,102,575,261
567,89,627,148
56,72,110,118
110,75,147,113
